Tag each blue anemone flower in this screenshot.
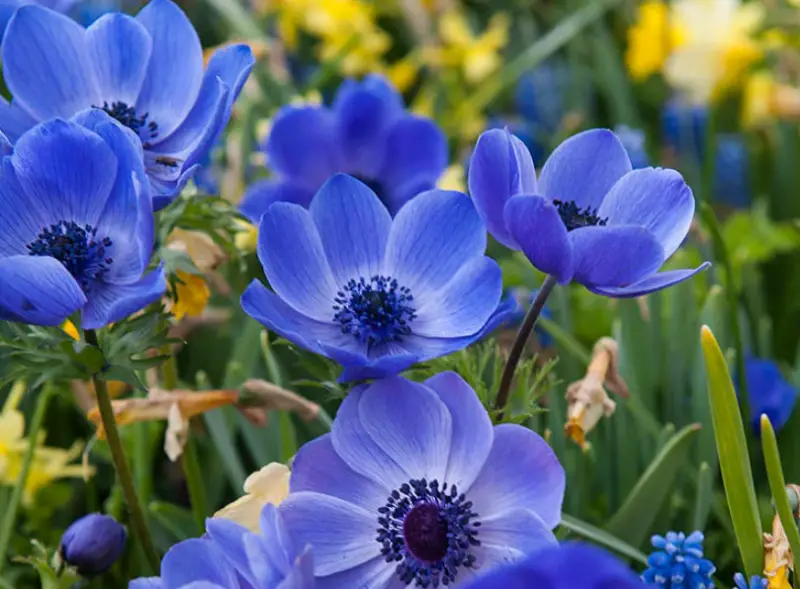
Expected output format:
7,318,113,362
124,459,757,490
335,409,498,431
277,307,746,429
0,0,254,209
130,504,314,589
468,128,710,298
239,75,447,220
733,573,768,589
742,356,797,434
459,542,645,588
642,531,715,588
241,174,507,382
0,113,165,328
280,372,565,588
0,0,77,40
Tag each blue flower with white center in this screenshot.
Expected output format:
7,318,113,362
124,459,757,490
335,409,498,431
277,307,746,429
0,113,165,328
468,128,710,298
740,356,797,434
0,0,254,209
130,504,314,589
279,373,565,588
459,542,645,588
733,573,768,589
240,173,508,382
642,531,716,588
615,125,650,170
238,75,448,221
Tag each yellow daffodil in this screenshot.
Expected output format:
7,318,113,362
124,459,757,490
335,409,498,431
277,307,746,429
168,271,211,321
626,1,686,81
214,463,290,532
165,229,226,321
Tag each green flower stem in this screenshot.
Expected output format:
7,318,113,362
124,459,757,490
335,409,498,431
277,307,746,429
83,329,159,574
0,386,52,576
495,275,558,418
181,436,207,535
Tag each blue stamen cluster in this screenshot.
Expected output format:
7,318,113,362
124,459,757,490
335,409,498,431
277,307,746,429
376,478,481,588
333,275,416,348
733,573,767,589
552,199,608,231
642,531,716,588
96,101,158,142
26,221,113,290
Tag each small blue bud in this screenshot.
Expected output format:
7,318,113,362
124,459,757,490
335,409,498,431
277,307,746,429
60,513,126,577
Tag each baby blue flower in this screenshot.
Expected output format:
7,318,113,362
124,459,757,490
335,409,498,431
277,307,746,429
0,0,254,209
280,372,565,588
241,174,507,382
642,530,715,588
130,504,314,589
615,125,650,170
468,128,710,298
239,75,447,220
459,542,645,588
733,573,768,589
0,113,165,328
742,356,797,434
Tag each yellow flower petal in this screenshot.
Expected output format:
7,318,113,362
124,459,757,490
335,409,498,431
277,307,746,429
169,271,211,321
214,463,291,532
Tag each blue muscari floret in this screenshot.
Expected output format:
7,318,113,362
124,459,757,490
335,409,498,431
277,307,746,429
741,356,798,434
0,113,165,328
280,373,565,587
130,504,314,589
0,0,254,209
239,74,448,220
733,573,768,589
642,530,716,588
459,542,644,588
615,125,650,170
241,173,510,382
468,127,710,298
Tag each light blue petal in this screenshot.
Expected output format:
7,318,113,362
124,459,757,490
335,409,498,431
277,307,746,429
384,189,486,301
467,424,564,528
86,13,152,105
144,155,197,208
239,179,315,222
134,0,202,139
256,201,338,320
310,174,392,287
323,346,420,383
279,492,380,576
538,129,631,211
0,159,52,255
128,578,164,589
468,128,537,249
205,519,260,587
504,194,573,284
161,538,240,588
256,504,295,575
277,546,317,589
80,266,166,329
0,0,23,41
2,5,99,120
477,508,557,559
598,167,695,259
290,434,388,512
243,533,284,589
588,263,710,298
384,174,438,216
311,557,391,589
266,105,341,189
0,255,86,325
0,97,37,142
413,256,502,338
424,372,494,491
569,225,664,288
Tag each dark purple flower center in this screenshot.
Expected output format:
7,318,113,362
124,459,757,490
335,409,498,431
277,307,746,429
332,275,416,348
553,199,608,231
26,221,113,291
94,101,158,143
377,478,481,587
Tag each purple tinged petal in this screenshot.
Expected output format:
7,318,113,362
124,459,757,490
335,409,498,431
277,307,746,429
468,128,537,249
80,266,166,329
598,167,695,258
324,346,420,383
569,225,664,288
538,129,632,211
477,508,557,558
160,538,240,588
239,179,316,222
0,97,37,142
204,518,260,588
0,159,53,255
588,263,710,298
128,579,164,589
313,556,394,589
504,194,573,284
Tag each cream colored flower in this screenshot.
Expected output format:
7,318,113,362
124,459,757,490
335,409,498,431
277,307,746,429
214,463,291,532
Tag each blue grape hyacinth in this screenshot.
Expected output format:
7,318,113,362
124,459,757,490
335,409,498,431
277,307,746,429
642,531,716,588
239,74,447,220
280,373,565,588
130,504,314,589
0,0,254,208
733,573,768,589
460,542,644,588
0,113,165,328
742,356,798,434
468,128,709,297
241,174,508,382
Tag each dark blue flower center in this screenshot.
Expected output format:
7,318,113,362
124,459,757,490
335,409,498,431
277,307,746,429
377,478,481,587
553,199,608,231
26,221,113,291
94,101,158,143
332,275,416,348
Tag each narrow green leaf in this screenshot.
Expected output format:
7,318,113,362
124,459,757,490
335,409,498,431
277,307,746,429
606,423,701,547
149,502,197,544
693,462,713,531
559,514,648,565
700,325,763,578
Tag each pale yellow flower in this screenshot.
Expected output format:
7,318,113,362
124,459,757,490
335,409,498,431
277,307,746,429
625,1,687,81
743,72,800,127
165,229,226,321
214,463,291,532
234,221,259,254
437,164,465,192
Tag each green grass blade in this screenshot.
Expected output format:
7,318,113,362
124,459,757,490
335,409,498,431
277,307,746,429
560,514,648,565
693,462,714,531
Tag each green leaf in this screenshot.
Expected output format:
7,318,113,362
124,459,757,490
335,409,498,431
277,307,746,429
559,514,648,565
149,502,197,544
606,422,701,547
693,462,714,531
700,325,763,579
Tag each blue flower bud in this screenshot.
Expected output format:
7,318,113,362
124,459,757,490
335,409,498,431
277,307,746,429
60,514,126,577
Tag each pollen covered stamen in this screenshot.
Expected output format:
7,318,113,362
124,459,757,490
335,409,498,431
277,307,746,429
26,221,113,291
95,101,158,143
553,199,608,231
333,275,416,348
